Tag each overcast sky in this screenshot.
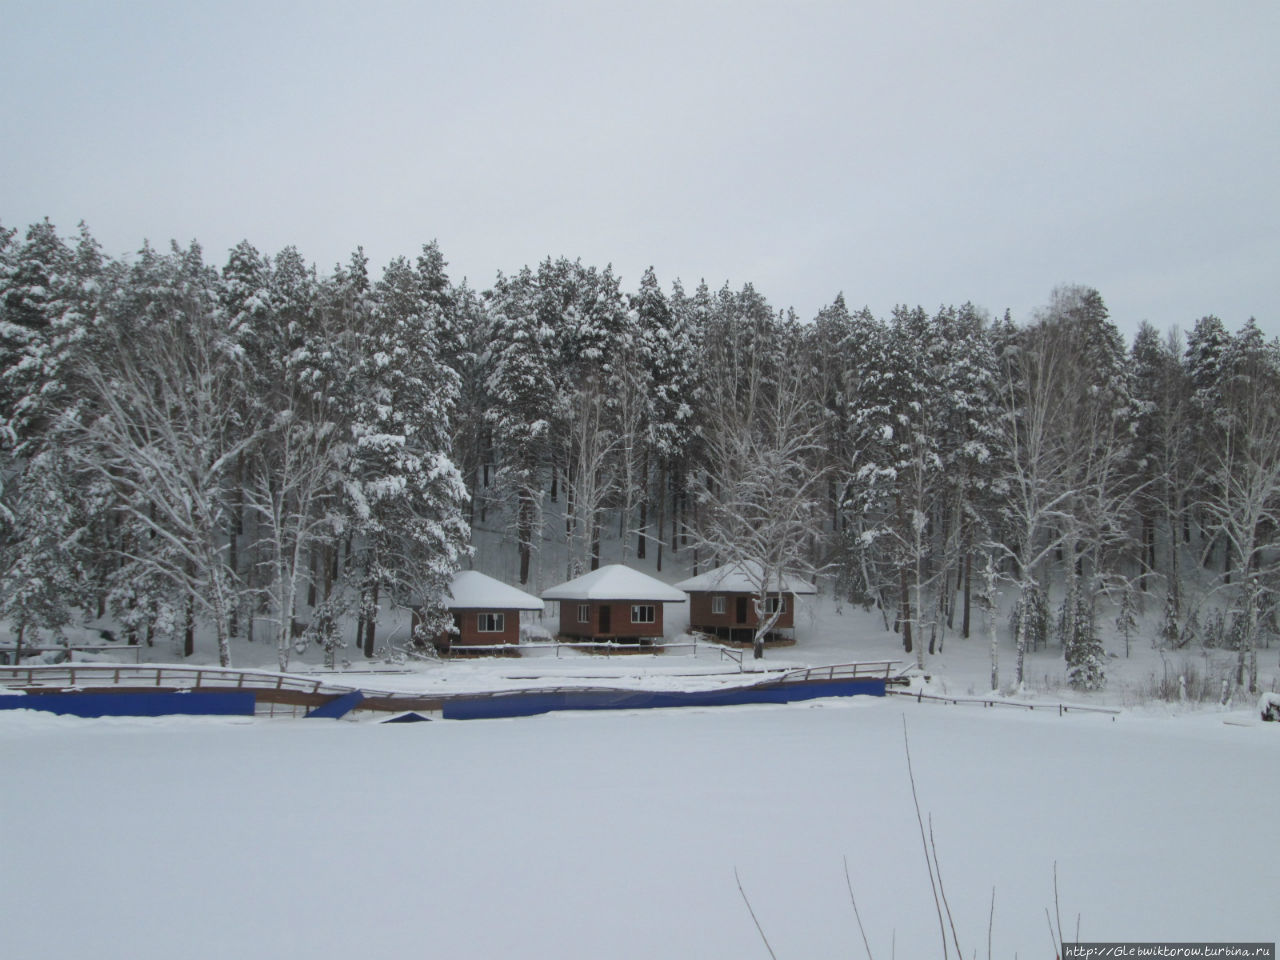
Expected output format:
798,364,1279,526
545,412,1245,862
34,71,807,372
3,1,1276,341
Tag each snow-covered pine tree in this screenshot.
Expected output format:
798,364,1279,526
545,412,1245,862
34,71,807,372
1115,583,1138,657
1065,587,1105,690
444,281,495,526
1184,314,1233,563
0,219,77,440
1129,322,1194,611
843,304,946,664
627,266,676,562
0,446,85,657
657,278,707,568
834,304,894,616
608,283,652,562
344,252,470,654
805,295,855,541
931,303,1001,645
485,267,555,585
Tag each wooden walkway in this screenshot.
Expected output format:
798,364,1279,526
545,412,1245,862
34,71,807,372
0,664,444,718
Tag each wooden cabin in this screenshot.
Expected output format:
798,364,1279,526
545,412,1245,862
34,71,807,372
674,561,816,645
418,570,544,653
541,564,687,644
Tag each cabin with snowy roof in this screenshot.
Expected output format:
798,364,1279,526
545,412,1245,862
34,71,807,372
674,561,816,645
541,564,686,644
418,570,545,653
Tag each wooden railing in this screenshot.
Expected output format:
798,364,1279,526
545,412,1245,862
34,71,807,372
774,660,902,684
0,643,143,664
0,663,357,697
886,687,1120,716
717,646,744,667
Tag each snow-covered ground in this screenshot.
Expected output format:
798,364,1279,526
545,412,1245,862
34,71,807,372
17,583,1276,711
6,512,1276,708
5,552,1277,957
3,697,1276,959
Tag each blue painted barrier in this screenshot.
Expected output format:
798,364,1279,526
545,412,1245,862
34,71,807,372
304,690,365,719
0,690,257,719
442,677,886,720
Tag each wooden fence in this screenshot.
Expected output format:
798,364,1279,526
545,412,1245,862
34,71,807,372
887,687,1120,716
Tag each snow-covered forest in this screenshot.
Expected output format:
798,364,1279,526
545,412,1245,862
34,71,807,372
2,218,1277,692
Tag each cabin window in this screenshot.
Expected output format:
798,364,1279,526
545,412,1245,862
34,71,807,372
711,596,726,615
577,604,590,624
631,604,656,624
476,612,505,633
764,596,787,615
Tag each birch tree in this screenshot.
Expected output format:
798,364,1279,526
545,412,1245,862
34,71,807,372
692,299,824,659
563,376,617,576
991,315,1078,687
66,243,255,665
1199,321,1280,693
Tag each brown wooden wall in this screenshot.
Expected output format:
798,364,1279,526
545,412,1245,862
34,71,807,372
687,591,796,631
455,609,522,645
556,600,666,639
417,608,521,647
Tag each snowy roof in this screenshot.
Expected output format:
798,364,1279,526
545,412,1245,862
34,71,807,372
447,571,545,611
673,561,816,595
541,564,688,603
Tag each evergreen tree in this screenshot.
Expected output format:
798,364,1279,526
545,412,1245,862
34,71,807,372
485,267,555,585
345,252,470,654
1116,584,1138,658
0,219,74,437
1065,587,1105,690
445,281,495,527
0,447,85,655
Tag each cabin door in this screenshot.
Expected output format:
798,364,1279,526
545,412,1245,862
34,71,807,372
736,597,749,624
598,604,612,634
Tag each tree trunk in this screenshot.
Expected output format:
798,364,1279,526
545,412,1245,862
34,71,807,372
899,568,913,653
1167,492,1182,616
1014,588,1029,688
672,478,681,552
307,546,318,608
363,581,378,658
183,593,195,658
985,561,999,692
655,462,666,573
1141,512,1155,592
637,451,649,560
355,587,367,652
125,597,138,646
1236,576,1259,693
213,595,231,668
518,490,533,585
